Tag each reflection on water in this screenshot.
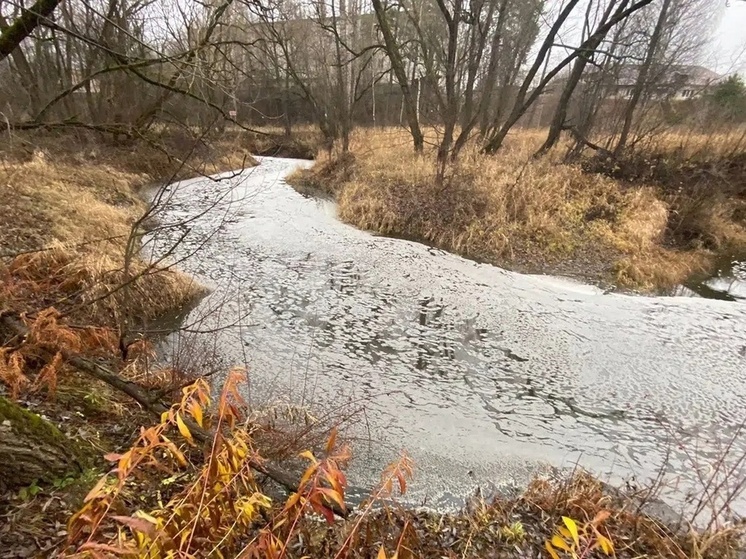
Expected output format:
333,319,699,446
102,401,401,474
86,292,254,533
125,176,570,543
678,260,746,302
149,158,746,514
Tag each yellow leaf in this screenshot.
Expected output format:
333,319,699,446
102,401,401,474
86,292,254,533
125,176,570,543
562,516,580,546
551,535,571,551
598,535,614,555
134,510,160,525
191,402,203,428
559,527,572,539
545,541,561,559
377,546,387,559
298,462,319,490
175,412,193,444
299,450,318,464
84,476,108,503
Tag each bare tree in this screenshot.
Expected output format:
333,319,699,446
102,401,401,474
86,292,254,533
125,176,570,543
371,0,425,152
613,0,672,155
534,0,626,157
482,0,656,155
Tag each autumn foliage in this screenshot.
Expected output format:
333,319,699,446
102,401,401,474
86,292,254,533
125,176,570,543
62,368,413,559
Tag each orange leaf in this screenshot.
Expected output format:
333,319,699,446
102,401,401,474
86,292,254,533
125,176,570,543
283,492,302,511
298,462,319,490
377,546,387,559
592,510,611,525
545,541,560,559
161,435,187,467
397,473,407,495
326,427,338,454
316,487,345,510
112,515,157,537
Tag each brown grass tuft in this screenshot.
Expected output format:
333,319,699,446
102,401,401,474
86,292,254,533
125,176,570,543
291,128,746,291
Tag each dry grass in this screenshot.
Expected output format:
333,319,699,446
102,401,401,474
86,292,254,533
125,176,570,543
0,129,256,556
0,129,256,326
287,470,743,559
290,128,745,291
225,125,322,159
625,127,746,160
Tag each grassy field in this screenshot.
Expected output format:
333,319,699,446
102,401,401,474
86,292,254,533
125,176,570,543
290,128,746,292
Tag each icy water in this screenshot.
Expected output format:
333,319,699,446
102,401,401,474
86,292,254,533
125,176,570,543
147,157,746,514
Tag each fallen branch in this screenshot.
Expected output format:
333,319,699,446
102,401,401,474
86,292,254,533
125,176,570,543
0,314,349,518
562,124,612,158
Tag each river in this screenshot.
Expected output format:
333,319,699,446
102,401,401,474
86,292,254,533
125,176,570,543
146,157,746,516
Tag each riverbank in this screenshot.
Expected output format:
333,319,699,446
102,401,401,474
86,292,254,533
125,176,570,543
0,129,258,556
1,135,743,557
289,129,746,293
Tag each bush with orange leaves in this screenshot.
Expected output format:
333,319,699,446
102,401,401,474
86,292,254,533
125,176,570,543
65,368,413,559
0,308,118,398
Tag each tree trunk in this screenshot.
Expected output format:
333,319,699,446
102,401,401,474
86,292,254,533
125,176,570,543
482,0,582,154
534,0,623,157
0,0,62,63
371,0,424,153
0,396,89,490
483,0,655,155
614,0,671,156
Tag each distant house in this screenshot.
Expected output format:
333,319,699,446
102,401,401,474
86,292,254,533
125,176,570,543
601,64,721,100
518,64,723,129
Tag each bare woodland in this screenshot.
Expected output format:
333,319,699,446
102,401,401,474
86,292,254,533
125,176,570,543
1,0,746,556
0,0,740,161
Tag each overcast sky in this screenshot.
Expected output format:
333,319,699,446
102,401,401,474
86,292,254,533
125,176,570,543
545,1,746,76
710,2,746,74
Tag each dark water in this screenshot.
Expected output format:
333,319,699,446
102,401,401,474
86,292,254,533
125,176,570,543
680,260,746,302
146,158,746,515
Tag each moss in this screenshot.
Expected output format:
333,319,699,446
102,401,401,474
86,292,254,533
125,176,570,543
0,395,95,487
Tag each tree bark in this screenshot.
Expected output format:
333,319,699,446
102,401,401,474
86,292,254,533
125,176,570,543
0,0,62,63
371,0,424,152
0,396,89,490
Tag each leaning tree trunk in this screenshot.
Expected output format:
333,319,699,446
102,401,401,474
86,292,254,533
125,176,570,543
0,396,90,490
614,0,671,156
